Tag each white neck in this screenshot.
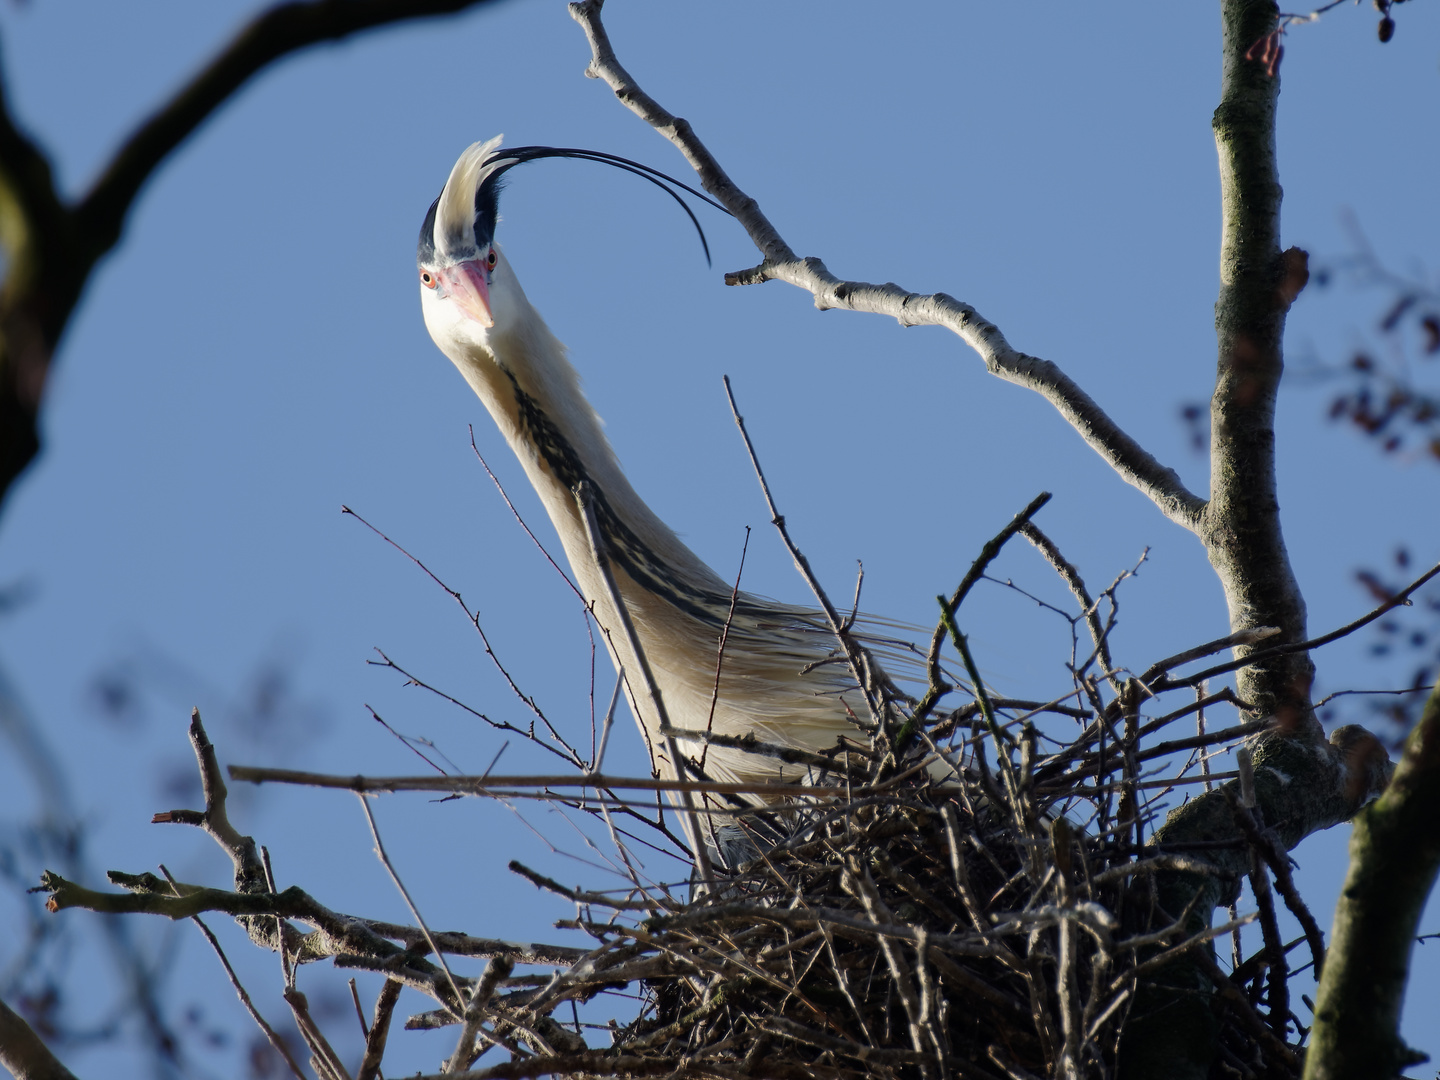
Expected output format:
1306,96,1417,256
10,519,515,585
428,255,733,616
421,252,872,788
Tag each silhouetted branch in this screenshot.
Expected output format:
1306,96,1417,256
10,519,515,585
75,0,503,265
911,492,1052,724
0,0,504,513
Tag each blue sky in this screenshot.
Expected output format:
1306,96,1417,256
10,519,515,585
0,2,1437,1075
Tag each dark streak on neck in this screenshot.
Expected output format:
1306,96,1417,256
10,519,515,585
506,371,807,642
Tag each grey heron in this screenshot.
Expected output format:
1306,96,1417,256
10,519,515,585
416,138,881,840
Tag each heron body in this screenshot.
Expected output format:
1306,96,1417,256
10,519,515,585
417,138,868,797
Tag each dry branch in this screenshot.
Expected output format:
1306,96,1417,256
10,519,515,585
567,1,1203,535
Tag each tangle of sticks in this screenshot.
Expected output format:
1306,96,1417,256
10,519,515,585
35,498,1409,1079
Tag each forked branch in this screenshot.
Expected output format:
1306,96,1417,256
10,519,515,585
566,0,1205,534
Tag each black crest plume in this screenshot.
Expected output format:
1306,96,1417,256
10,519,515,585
420,139,729,268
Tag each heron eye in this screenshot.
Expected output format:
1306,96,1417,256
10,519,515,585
486,249,497,269
420,269,438,289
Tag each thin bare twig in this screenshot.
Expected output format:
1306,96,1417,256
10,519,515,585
912,492,1052,722
343,506,584,767
356,794,466,1015
1019,521,1116,693
573,481,715,887
1149,559,1440,691
188,911,306,1080
699,527,749,775
721,376,882,729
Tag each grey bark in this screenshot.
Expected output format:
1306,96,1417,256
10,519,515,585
1200,0,1315,728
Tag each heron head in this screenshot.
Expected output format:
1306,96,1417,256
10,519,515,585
417,135,513,350
417,136,725,354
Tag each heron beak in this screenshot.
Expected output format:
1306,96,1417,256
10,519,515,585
439,259,493,327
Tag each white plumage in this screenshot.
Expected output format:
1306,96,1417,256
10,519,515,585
416,138,871,801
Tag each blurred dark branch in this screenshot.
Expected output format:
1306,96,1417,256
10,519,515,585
0,0,504,515
1300,214,1440,463
75,0,503,269
0,655,181,1070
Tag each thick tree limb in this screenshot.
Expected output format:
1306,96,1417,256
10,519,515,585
1305,680,1440,1079
1115,4,1392,1056
0,0,505,514
566,0,1206,536
0,999,80,1080
569,0,1395,1074
1199,0,1315,725
566,24,1392,1063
